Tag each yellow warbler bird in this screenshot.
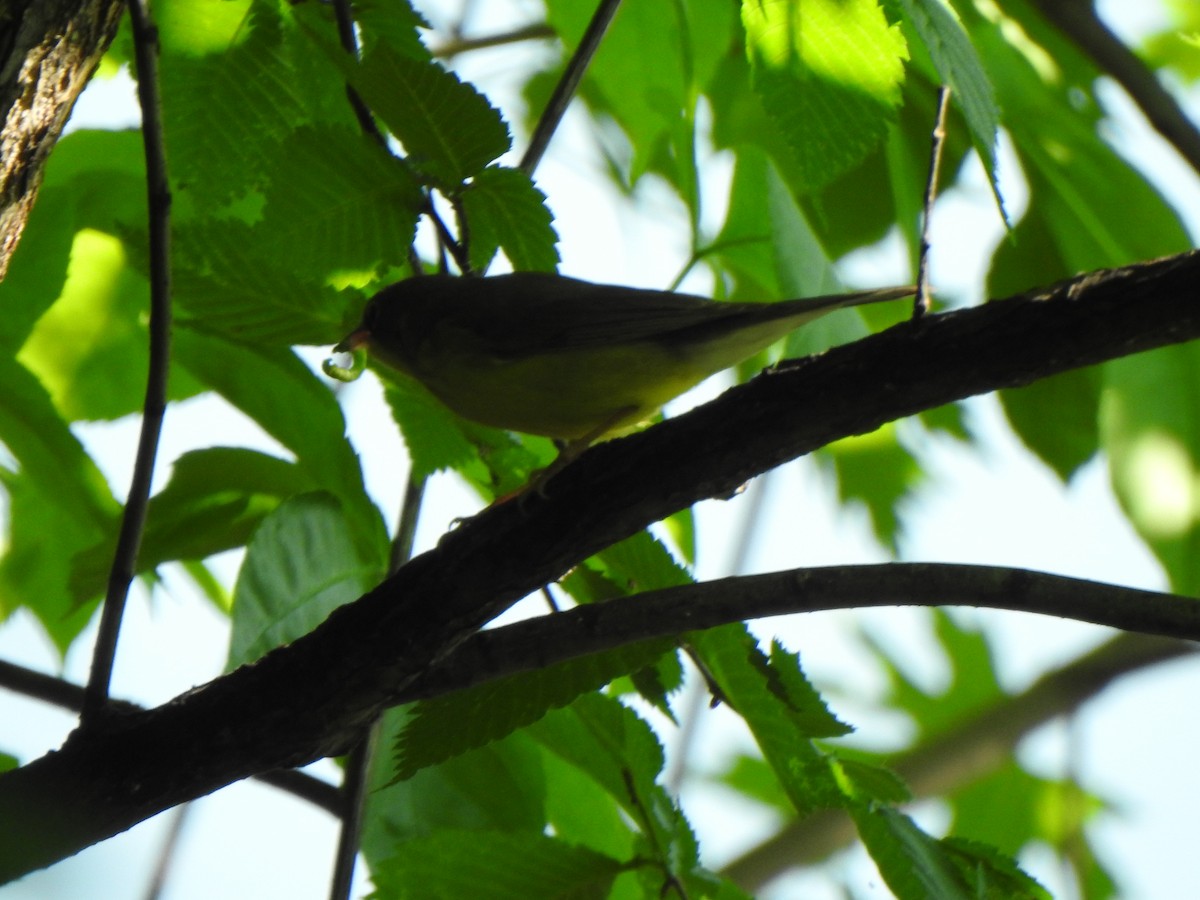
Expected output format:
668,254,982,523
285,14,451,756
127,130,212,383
334,272,911,456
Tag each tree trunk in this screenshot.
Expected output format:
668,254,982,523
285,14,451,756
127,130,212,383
0,0,125,278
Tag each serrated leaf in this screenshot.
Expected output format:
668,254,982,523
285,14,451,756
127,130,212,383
171,219,358,347
742,0,908,193
369,830,624,900
69,448,310,604
256,125,422,275
852,804,975,900
161,0,355,208
228,492,383,667
353,0,431,60
460,166,560,273
384,378,479,479
336,45,510,187
895,0,1004,218
764,640,854,738
687,625,846,816
594,531,692,593
529,694,666,822
392,638,677,783
941,837,1051,899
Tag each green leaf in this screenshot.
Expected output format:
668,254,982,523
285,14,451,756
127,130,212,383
384,378,480,480
336,45,511,188
69,448,311,604
834,757,911,805
172,327,388,560
941,838,1051,899
687,626,846,816
0,472,105,651
999,369,1101,482
256,126,422,275
894,0,1004,217
530,694,700,892
17,230,201,421
160,0,356,208
867,609,1005,740
368,830,624,900
542,750,637,858
228,492,383,667
0,358,115,534
824,424,921,549
741,0,908,194
764,640,854,738
362,709,548,866
353,0,431,61
546,0,736,184
1102,345,1200,594
171,219,358,347
593,530,693,593
851,804,974,900
460,166,560,273
391,638,677,783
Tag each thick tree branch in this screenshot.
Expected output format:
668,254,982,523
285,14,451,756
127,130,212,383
0,250,1198,879
0,0,125,278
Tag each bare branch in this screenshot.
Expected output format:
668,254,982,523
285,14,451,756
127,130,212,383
83,0,173,720
0,251,1198,879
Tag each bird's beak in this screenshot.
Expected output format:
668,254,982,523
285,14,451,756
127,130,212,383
333,328,370,354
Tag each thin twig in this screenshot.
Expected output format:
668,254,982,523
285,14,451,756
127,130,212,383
142,805,189,900
433,22,555,59
331,0,385,145
82,0,173,723
330,0,467,272
520,0,623,175
329,476,427,900
914,86,950,320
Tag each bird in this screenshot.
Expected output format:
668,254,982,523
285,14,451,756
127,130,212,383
334,271,911,473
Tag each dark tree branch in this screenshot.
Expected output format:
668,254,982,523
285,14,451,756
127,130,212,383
6,557,1193,829
84,0,173,721
1029,0,1200,178
394,563,1200,704
0,0,125,278
520,0,622,175
721,631,1195,890
0,659,341,813
0,250,1198,879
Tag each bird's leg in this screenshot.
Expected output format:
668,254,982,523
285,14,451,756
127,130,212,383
519,405,640,500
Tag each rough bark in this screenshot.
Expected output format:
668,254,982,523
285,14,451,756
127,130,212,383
0,249,1197,880
0,0,125,278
